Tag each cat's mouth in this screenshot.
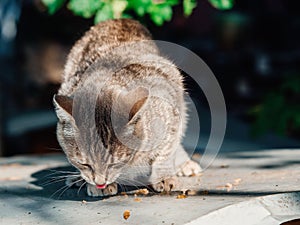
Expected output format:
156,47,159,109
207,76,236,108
96,183,107,189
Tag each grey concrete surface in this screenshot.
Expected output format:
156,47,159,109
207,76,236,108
0,149,300,225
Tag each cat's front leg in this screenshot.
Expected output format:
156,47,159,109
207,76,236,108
176,160,202,177
151,176,178,192
86,183,118,197
150,156,178,192
175,145,202,177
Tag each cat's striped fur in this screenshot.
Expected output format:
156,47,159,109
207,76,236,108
53,19,201,196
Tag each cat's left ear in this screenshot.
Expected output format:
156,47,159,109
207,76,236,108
117,87,149,122
53,95,74,120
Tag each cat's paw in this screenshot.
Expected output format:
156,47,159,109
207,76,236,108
151,177,178,192
176,160,202,177
65,176,84,187
86,183,118,197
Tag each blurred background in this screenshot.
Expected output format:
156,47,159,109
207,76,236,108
0,0,300,157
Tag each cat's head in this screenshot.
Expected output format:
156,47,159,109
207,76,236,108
53,87,149,187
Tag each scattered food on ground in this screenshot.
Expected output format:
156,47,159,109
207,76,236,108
135,188,149,195
186,190,197,196
233,178,242,186
123,210,130,220
220,164,229,168
176,194,187,199
225,183,233,192
120,192,128,198
216,178,242,192
134,197,142,202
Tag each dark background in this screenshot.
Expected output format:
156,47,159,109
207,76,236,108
0,0,300,156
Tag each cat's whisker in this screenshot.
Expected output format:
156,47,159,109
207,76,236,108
42,171,79,179
119,183,126,193
50,184,69,199
47,169,79,174
40,177,71,187
117,178,146,188
57,178,84,199
116,177,149,190
46,147,63,151
41,174,81,186
45,169,79,177
50,178,83,200
45,174,80,180
77,180,87,196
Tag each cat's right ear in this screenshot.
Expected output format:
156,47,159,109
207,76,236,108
53,95,74,119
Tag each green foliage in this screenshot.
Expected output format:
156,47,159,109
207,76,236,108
42,0,236,26
94,3,114,23
42,0,234,25
68,0,103,18
208,0,234,10
251,75,300,137
183,0,197,16
41,0,66,14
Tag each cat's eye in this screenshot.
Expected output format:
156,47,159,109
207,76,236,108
77,162,92,170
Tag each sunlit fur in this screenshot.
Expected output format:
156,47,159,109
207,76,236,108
54,19,195,190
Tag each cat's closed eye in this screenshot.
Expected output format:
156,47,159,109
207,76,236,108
77,162,93,170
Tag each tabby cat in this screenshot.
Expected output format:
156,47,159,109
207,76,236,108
53,19,201,196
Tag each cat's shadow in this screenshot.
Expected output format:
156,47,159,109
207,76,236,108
30,166,149,201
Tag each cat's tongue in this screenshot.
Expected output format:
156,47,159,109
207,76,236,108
96,184,107,189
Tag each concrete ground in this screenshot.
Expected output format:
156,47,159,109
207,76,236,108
0,149,300,225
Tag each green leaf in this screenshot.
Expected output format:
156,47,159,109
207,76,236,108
148,3,173,26
94,3,114,24
42,0,66,14
111,0,128,18
166,0,180,6
68,0,103,18
127,0,152,16
208,0,234,10
183,0,197,16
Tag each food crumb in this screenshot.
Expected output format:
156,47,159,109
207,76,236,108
120,192,128,198
220,164,229,168
176,194,187,199
202,190,209,195
123,210,130,220
186,190,197,196
233,178,242,186
135,188,149,195
134,197,142,202
225,183,233,192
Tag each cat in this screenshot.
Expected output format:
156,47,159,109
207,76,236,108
53,19,201,197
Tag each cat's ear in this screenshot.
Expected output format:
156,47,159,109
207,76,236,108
53,95,74,119
118,87,149,121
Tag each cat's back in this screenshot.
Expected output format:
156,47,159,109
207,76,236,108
61,19,153,93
